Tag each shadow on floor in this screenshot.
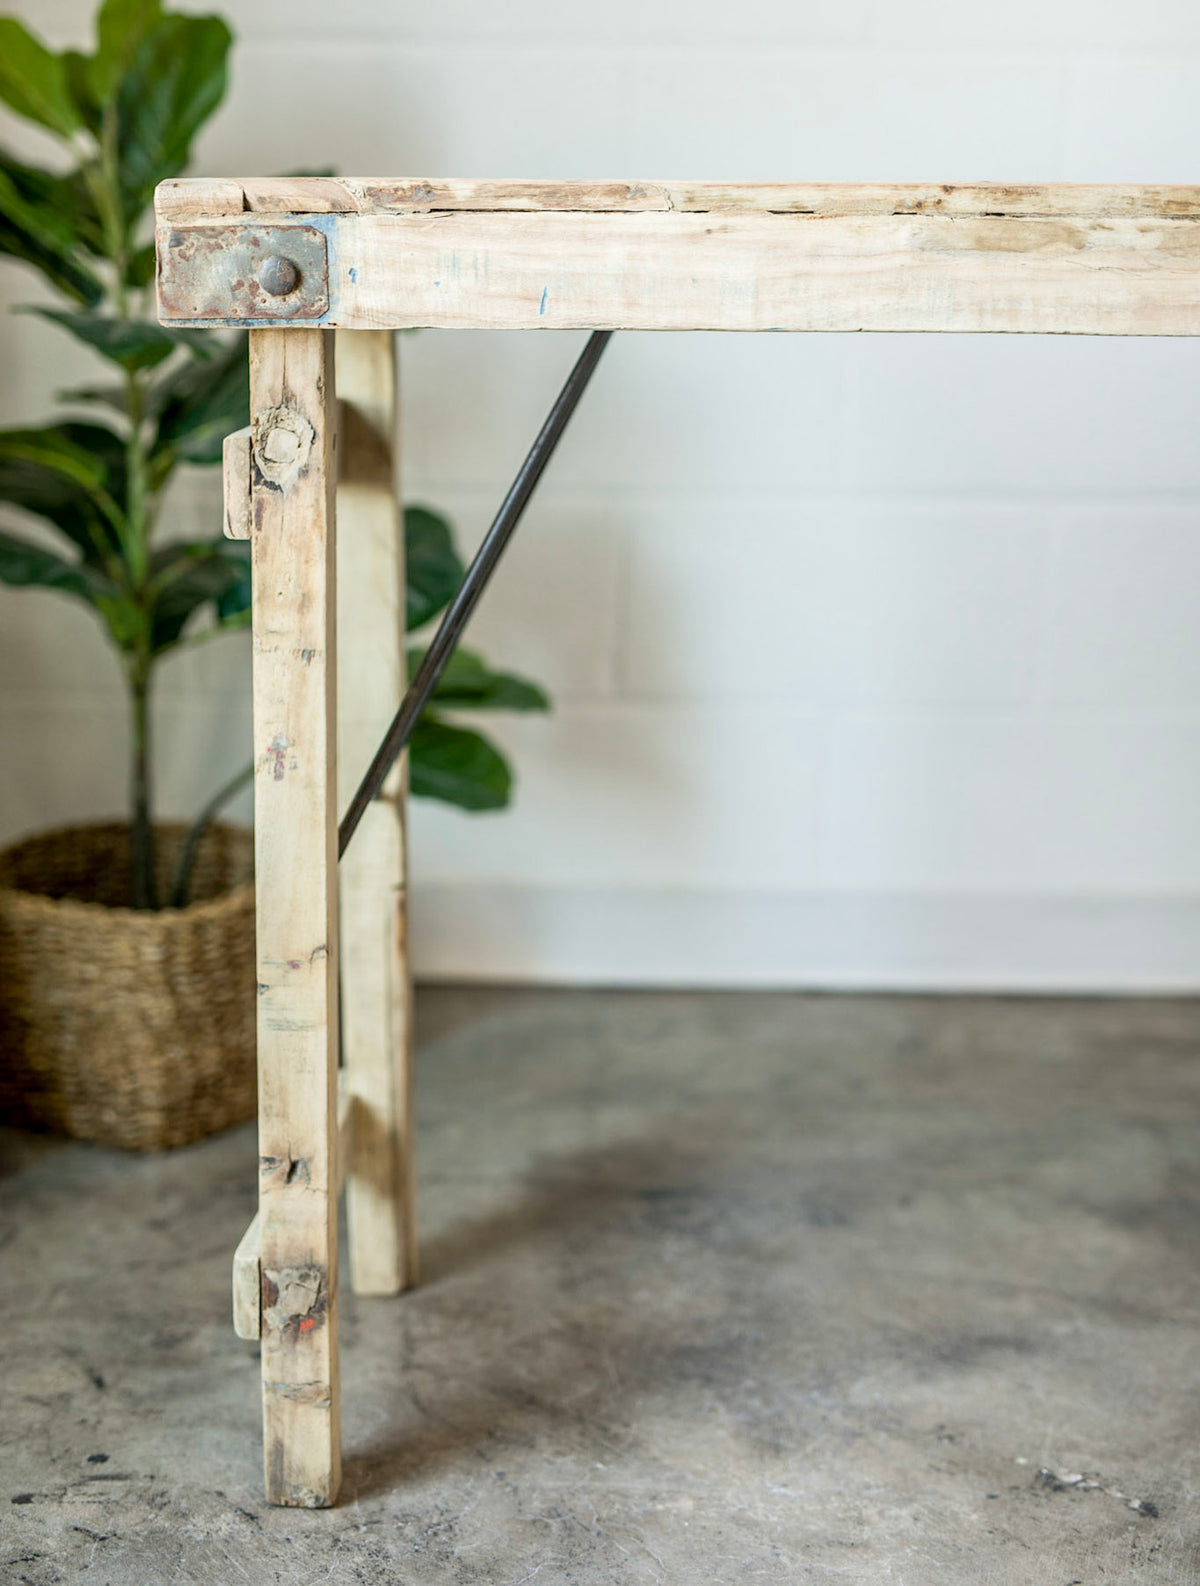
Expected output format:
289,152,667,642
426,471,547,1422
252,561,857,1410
343,1125,757,1499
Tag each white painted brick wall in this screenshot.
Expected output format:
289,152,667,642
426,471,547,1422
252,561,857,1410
4,0,1200,986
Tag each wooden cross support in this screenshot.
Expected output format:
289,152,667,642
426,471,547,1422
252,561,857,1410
155,177,1200,1508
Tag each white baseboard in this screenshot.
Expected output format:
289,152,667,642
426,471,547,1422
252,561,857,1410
409,885,1200,992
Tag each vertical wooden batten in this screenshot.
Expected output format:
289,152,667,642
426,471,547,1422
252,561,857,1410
335,329,418,1296
249,328,341,1507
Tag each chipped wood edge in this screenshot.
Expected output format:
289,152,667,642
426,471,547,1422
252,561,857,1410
156,176,1200,221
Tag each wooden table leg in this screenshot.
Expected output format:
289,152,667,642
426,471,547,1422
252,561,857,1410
249,328,341,1507
336,328,418,1295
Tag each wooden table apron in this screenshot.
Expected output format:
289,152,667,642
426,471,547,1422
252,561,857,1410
155,178,1200,1507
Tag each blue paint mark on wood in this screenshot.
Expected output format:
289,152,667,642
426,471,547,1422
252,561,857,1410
539,286,549,316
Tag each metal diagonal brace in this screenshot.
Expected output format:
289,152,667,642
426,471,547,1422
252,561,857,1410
338,329,614,858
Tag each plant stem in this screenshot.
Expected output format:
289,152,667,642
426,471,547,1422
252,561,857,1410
169,760,253,909
95,96,158,900
99,99,128,317
123,367,148,584
129,666,156,909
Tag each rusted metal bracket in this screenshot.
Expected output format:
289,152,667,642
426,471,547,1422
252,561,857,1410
157,221,329,323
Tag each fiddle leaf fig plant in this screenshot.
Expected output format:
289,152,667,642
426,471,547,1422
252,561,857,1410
0,0,548,910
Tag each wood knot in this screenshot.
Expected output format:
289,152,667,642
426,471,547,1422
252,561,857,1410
253,404,315,489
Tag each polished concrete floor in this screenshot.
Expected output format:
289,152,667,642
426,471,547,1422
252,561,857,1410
2,987,1199,1585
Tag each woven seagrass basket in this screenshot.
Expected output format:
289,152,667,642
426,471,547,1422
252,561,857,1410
0,821,255,1151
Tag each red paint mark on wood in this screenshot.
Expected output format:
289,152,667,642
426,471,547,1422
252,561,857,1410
268,732,288,780
299,1317,315,1333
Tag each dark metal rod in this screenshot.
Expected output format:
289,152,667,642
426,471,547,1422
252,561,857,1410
338,329,614,858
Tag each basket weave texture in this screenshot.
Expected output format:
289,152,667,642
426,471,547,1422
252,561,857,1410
0,821,255,1151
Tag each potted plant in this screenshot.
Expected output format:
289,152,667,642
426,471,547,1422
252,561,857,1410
0,0,548,1149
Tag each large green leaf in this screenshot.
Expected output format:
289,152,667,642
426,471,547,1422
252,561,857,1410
148,539,250,652
408,715,512,810
0,212,100,308
115,12,231,217
406,505,464,630
0,525,142,654
0,157,104,306
90,0,163,103
0,422,127,562
124,240,157,288
213,539,250,622
414,645,551,713
0,528,113,603
0,20,82,138
0,153,100,238
0,425,110,496
61,51,101,135
56,159,112,256
152,334,249,465
23,308,188,372
57,382,129,416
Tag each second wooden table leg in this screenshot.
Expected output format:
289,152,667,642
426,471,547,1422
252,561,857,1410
336,328,418,1295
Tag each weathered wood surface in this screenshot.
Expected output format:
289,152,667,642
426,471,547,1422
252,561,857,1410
157,176,1200,218
249,328,341,1508
335,328,418,1296
157,180,1200,335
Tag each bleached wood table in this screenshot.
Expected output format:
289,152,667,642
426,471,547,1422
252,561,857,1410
154,177,1200,1507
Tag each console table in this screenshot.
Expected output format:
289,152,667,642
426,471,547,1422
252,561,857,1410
154,177,1200,1507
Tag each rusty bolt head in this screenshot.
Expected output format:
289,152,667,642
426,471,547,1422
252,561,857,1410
258,255,301,296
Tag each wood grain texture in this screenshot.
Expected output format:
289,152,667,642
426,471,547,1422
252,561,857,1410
156,176,246,216
156,185,1200,335
335,328,417,1296
249,328,341,1508
157,177,1200,218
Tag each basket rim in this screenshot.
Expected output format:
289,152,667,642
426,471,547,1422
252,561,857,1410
0,819,254,926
